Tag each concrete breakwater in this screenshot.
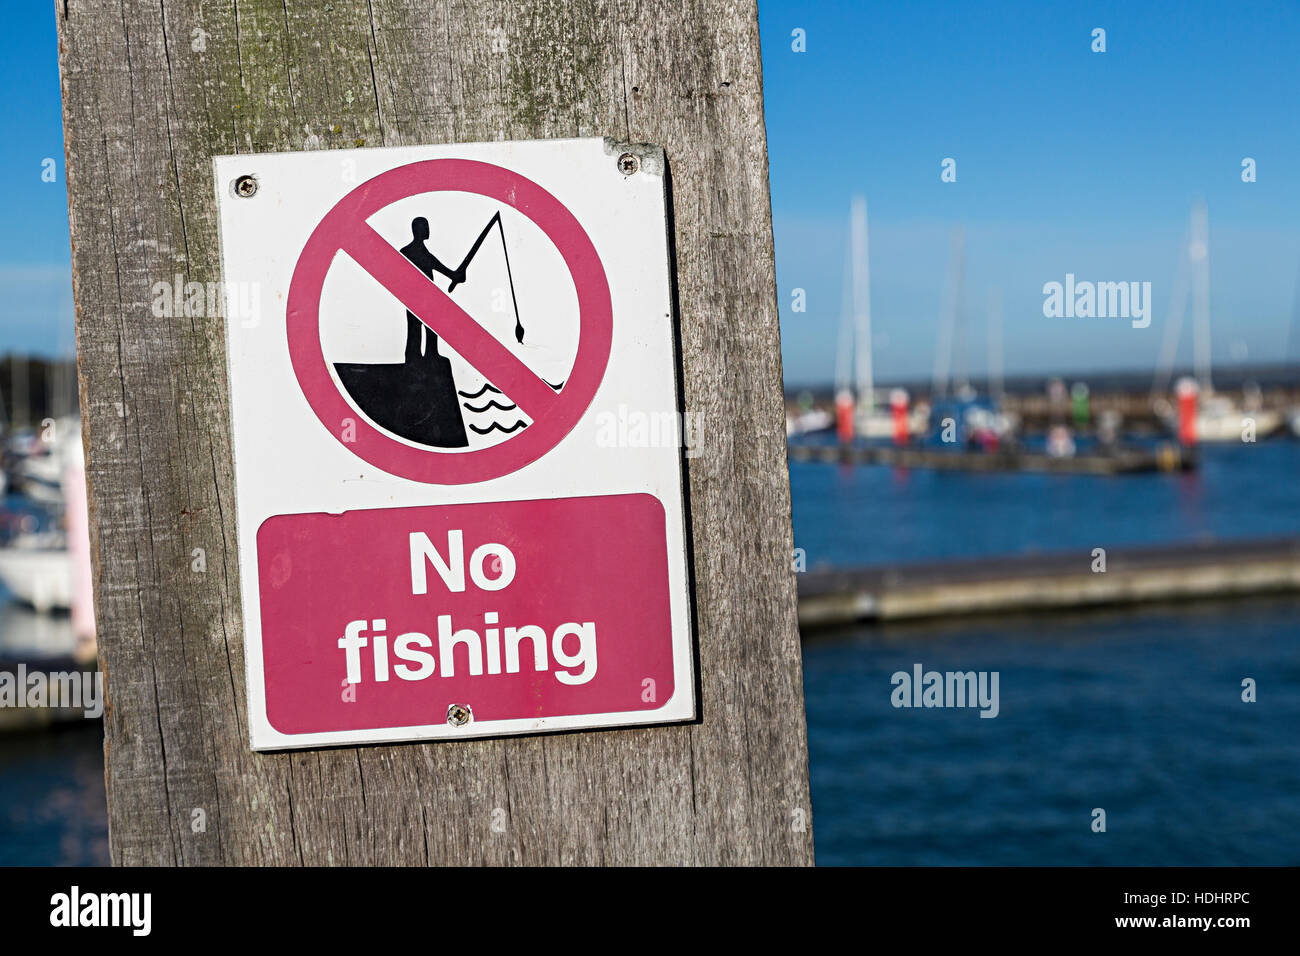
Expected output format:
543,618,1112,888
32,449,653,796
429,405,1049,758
798,537,1300,628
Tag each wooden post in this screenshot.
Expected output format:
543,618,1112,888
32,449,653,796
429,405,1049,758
57,0,811,865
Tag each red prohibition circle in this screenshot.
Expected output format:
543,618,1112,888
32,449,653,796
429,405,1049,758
286,158,612,484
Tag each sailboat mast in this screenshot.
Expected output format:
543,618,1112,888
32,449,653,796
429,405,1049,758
1190,198,1212,393
1151,216,1192,400
988,288,1004,404
834,241,854,395
951,230,968,396
932,228,963,399
851,195,873,413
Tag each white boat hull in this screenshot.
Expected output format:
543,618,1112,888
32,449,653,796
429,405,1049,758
1195,409,1282,442
0,548,73,613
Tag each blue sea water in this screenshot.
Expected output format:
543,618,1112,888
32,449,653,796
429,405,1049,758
803,600,1300,865
793,439,1300,865
1,442,1297,864
790,439,1300,566
0,725,108,866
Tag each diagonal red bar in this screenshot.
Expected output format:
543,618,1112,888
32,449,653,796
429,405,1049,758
341,222,560,421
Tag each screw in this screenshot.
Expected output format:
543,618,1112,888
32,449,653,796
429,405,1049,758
446,703,472,727
234,175,258,198
617,152,640,176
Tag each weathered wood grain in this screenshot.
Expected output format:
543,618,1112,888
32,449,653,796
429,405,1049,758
57,0,812,865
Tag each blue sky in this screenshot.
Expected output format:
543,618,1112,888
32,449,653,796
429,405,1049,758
0,2,74,357
760,0,1300,383
4,1,1299,385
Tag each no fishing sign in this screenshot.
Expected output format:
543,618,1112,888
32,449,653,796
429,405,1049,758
213,138,694,750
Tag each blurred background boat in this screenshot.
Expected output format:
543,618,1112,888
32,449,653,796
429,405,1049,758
0,531,72,614
0,414,90,625
1147,201,1285,442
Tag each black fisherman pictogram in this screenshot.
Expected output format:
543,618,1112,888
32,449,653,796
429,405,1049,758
400,216,464,363
332,213,545,448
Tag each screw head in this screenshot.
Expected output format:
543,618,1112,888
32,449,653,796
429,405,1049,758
234,175,258,198
446,703,472,727
617,152,640,176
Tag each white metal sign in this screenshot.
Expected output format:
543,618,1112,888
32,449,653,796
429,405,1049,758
213,137,694,751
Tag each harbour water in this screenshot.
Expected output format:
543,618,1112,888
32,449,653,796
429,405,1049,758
805,599,1300,865
791,439,1300,567
2,442,1298,864
794,439,1300,864
0,723,107,866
